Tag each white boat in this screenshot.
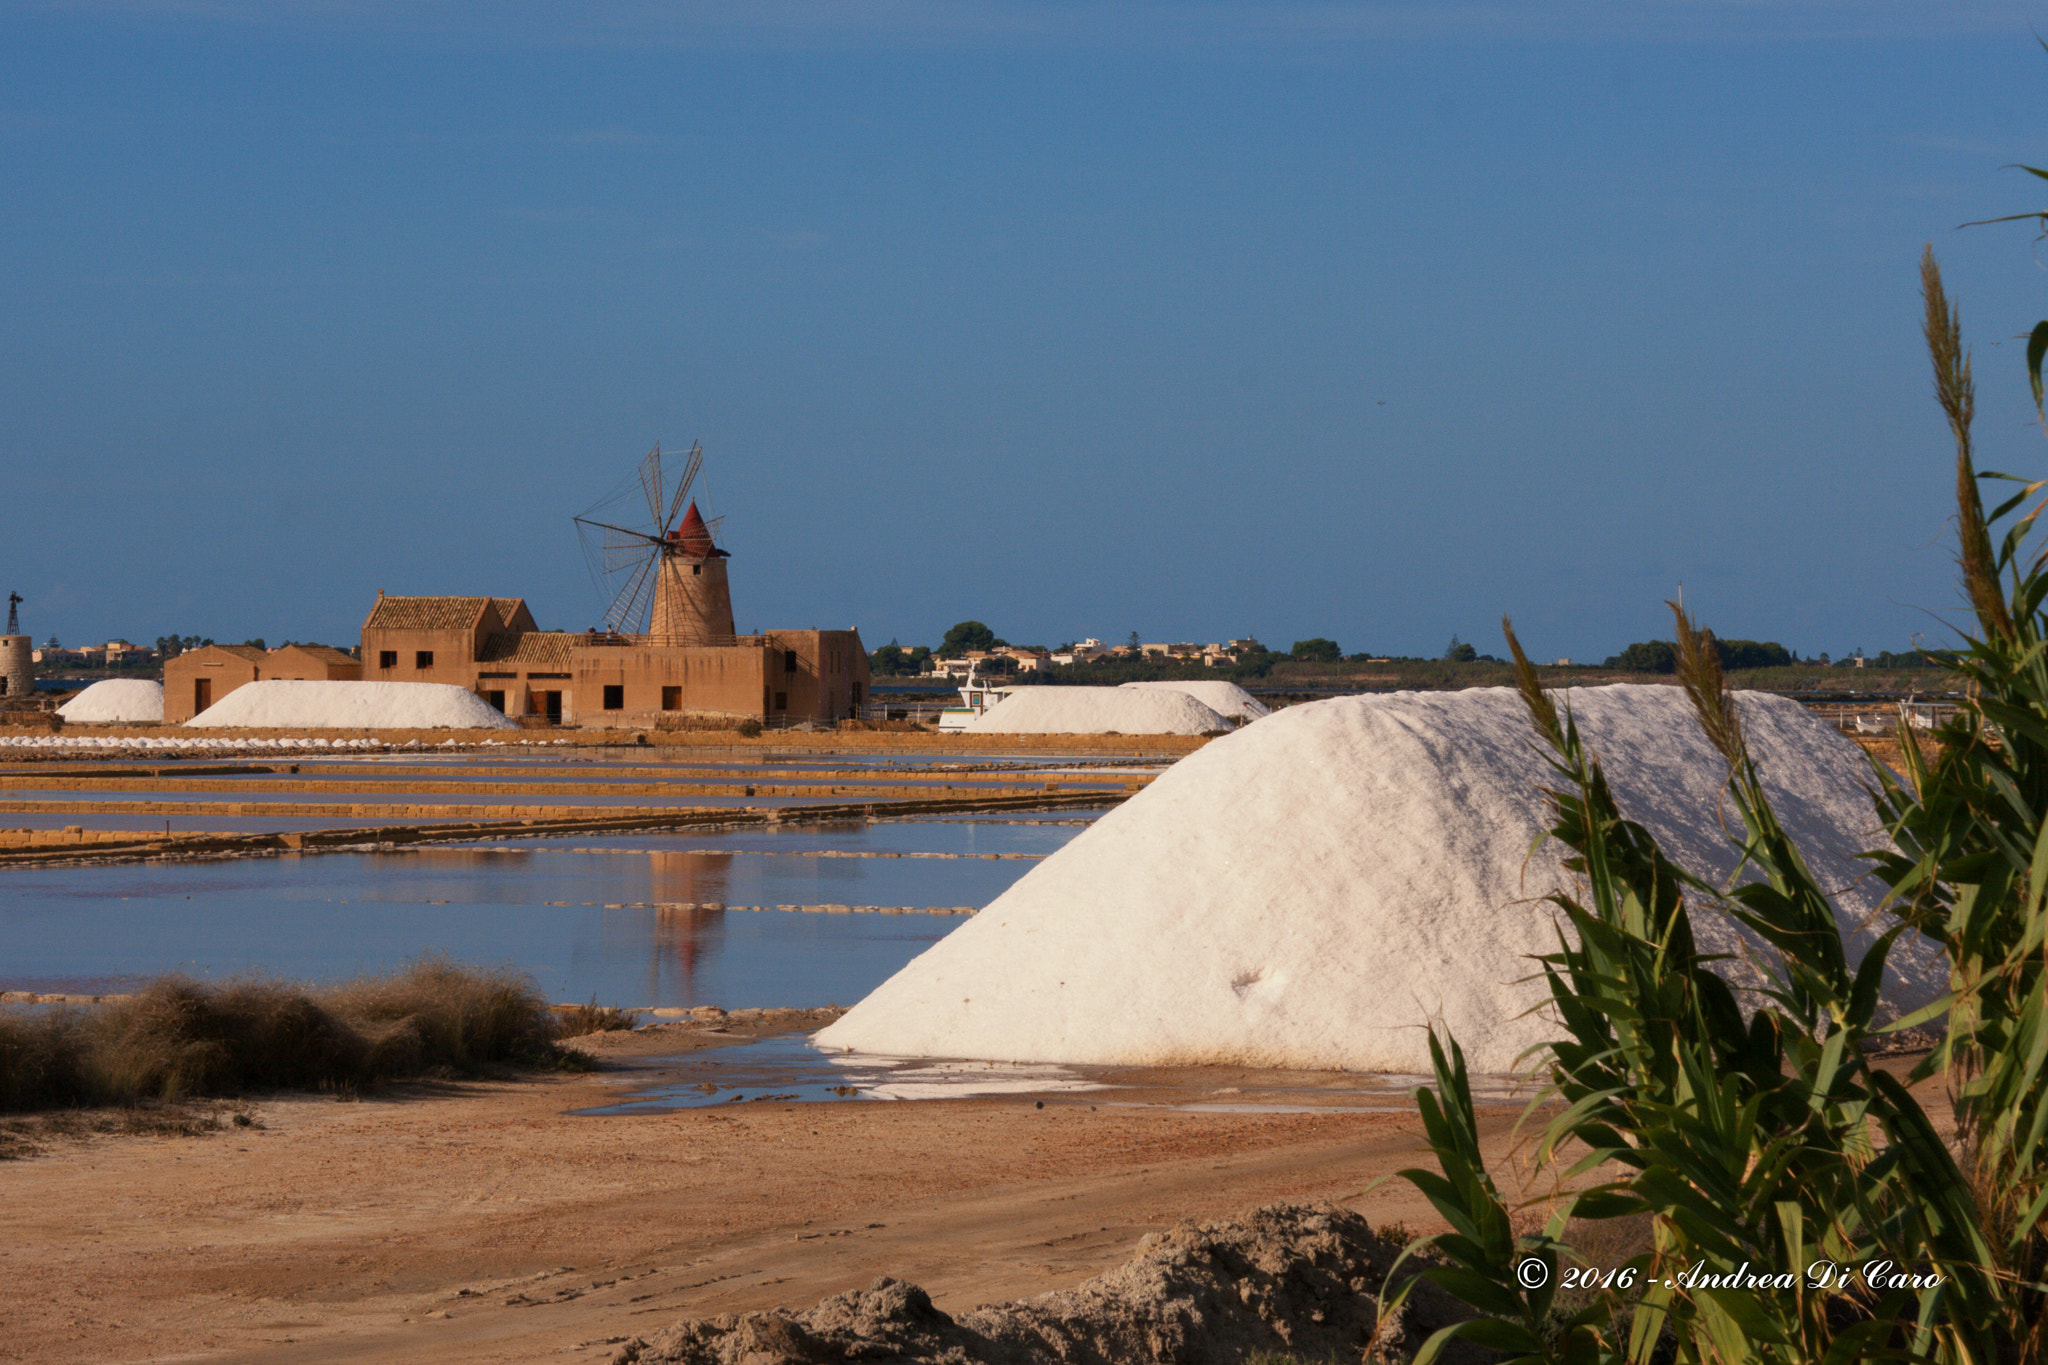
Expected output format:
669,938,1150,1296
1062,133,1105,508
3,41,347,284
936,662,1009,731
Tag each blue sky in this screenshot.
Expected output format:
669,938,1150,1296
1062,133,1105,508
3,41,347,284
6,0,2048,662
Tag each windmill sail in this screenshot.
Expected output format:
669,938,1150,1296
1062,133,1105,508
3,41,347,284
574,442,735,643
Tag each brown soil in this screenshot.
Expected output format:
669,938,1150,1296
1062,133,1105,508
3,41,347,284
0,1021,1530,1365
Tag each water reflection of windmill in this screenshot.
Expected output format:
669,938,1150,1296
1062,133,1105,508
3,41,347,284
574,442,738,647
647,851,734,1005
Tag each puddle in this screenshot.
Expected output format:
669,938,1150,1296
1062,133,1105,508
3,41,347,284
579,1033,1534,1113
578,1032,1109,1111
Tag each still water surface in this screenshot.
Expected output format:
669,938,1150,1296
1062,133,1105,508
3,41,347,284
0,817,1087,1006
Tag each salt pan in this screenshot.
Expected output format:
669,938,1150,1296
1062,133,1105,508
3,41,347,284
819,686,1946,1075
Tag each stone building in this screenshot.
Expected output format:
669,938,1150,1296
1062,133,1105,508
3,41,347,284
163,645,267,722
357,515,867,727
1,592,31,702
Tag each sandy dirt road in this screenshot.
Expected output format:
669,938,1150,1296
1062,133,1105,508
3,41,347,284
0,1023,1545,1365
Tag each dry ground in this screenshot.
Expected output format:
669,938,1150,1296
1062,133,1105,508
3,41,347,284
0,1022,1540,1365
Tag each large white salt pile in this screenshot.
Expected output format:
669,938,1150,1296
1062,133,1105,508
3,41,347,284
819,686,1946,1074
1120,680,1270,723
966,686,1229,735
56,679,165,724
187,681,519,730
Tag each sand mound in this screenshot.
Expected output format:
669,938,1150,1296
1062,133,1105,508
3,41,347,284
186,681,519,730
819,686,1946,1074
611,1203,1473,1365
966,687,1228,735
55,679,164,724
1120,680,1269,723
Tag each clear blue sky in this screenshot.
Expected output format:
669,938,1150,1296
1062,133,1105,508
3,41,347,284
6,1,2048,662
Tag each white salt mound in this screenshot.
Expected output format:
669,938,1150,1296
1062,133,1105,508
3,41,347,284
1120,680,1270,723
56,679,165,724
966,687,1229,735
819,686,1947,1075
187,681,519,730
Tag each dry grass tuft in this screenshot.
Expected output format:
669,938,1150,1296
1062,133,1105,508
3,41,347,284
0,958,589,1115
552,1000,640,1036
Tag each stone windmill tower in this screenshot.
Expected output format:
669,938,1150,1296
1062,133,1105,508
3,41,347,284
1,592,32,702
575,443,737,645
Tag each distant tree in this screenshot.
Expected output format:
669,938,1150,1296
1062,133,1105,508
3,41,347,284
1444,635,1478,663
937,621,997,658
241,638,266,651
1712,638,1793,670
1126,630,1142,652
43,635,59,650
156,635,182,659
870,643,933,677
1290,638,1343,663
1604,640,1678,673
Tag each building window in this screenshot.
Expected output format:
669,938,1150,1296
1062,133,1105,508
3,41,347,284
485,690,506,712
415,650,434,669
379,651,397,669
661,686,681,711
784,649,798,674
692,563,701,576
773,691,788,711
603,684,624,710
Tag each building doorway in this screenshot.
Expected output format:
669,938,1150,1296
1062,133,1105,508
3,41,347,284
485,690,506,713
542,691,562,723
193,678,212,713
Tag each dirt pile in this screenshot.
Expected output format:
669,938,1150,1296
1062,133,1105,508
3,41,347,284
611,1203,1477,1365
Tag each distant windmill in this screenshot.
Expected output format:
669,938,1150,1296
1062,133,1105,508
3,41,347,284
574,443,737,645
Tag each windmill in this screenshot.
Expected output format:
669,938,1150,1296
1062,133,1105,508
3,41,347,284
574,443,737,645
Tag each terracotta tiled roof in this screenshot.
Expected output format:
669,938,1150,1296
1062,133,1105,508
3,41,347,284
204,644,267,663
365,596,490,631
489,598,534,631
476,631,576,666
276,644,357,665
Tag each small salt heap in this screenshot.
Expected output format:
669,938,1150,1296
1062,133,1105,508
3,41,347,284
57,679,165,724
187,680,520,730
1120,680,1269,723
966,687,1228,735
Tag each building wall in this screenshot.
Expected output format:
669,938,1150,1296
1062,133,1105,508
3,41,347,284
163,648,263,722
763,629,869,723
569,642,771,729
360,625,488,689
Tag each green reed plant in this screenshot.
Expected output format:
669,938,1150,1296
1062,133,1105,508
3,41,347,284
1378,250,2048,1363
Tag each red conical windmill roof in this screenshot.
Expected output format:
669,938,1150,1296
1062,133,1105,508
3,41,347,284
669,501,717,556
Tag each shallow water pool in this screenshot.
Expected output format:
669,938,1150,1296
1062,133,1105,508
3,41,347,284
0,818,1087,1005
